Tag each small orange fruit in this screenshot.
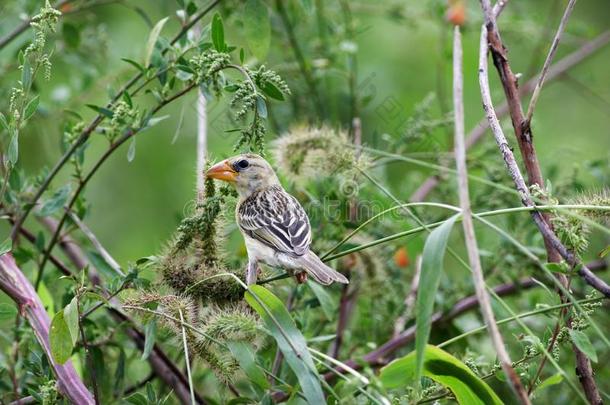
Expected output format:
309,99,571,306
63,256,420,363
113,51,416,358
446,0,467,26
394,247,410,268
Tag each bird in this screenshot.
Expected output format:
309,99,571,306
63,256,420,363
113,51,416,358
206,153,349,286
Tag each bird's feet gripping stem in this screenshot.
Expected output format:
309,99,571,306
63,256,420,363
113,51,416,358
295,271,308,284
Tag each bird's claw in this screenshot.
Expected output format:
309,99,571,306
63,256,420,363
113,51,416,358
295,272,308,284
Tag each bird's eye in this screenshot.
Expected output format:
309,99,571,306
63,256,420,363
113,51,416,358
235,159,249,171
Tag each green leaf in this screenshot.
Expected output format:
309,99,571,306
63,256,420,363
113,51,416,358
211,13,225,52
261,81,285,101
86,104,114,118
50,310,74,364
245,285,324,404
21,58,31,90
145,17,169,67
227,341,270,390
63,296,80,346
307,280,335,320
243,0,271,60
569,330,597,363
0,112,9,131
380,345,503,405
142,319,156,360
256,96,267,118
536,373,563,392
39,185,71,217
415,214,458,384
544,262,570,274
0,238,12,256
23,95,40,121
0,303,17,320
115,348,126,393
127,137,136,162
121,58,146,73
7,132,18,165
599,245,610,258
126,392,148,405
144,115,170,129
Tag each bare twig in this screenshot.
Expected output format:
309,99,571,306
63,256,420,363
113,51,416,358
66,210,124,277
0,254,94,404
453,25,530,403
194,24,208,203
392,255,421,338
477,1,606,400
477,7,610,297
409,30,610,203
328,283,358,358
525,0,578,125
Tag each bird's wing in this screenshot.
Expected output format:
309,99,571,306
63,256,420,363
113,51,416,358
238,186,311,256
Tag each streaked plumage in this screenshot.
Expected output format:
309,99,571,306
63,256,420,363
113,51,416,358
206,154,348,286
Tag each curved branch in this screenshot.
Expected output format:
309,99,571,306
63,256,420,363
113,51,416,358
0,254,94,404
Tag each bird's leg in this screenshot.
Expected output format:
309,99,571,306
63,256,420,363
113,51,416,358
295,271,308,284
246,260,259,285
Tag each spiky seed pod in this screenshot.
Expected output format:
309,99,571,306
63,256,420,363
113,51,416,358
570,188,610,224
158,247,245,304
189,303,262,383
202,303,261,346
272,125,370,184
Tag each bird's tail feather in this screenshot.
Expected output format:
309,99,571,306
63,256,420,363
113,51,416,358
298,252,349,285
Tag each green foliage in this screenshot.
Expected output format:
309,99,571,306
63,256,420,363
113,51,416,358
245,285,325,404
380,345,503,405
1,0,609,403
415,215,458,384
49,309,73,364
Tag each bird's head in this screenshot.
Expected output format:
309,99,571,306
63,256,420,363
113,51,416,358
206,153,279,198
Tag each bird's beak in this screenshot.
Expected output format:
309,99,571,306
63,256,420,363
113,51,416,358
206,160,237,182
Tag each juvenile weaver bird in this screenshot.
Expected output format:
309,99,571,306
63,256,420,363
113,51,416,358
206,154,349,286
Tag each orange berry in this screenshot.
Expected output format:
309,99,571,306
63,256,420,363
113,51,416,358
394,247,410,268
446,0,467,26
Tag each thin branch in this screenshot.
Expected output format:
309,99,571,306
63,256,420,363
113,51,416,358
0,0,71,50
452,25,529,403
525,0,578,124
36,81,199,288
10,0,221,240
77,295,100,405
178,308,196,405
409,30,610,202
0,254,94,404
194,24,208,203
477,12,610,297
328,283,358,358
477,3,606,401
66,210,124,277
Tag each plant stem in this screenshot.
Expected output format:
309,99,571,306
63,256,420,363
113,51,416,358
453,25,529,402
